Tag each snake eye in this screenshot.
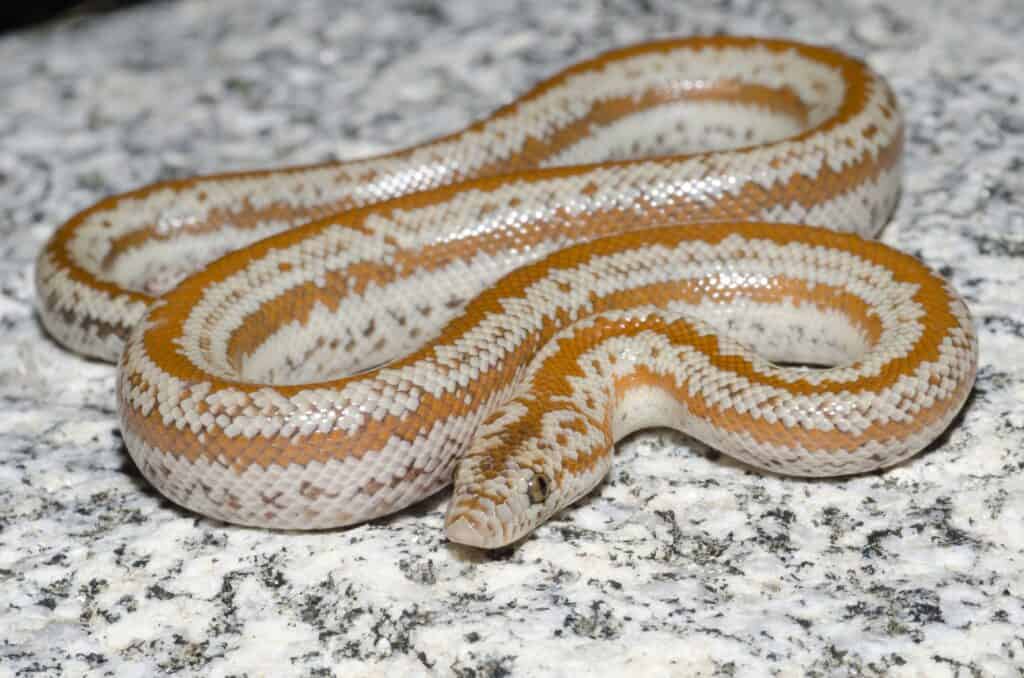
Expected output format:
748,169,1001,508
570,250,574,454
527,474,551,505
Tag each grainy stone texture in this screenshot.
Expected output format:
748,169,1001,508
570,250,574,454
1,1,1021,676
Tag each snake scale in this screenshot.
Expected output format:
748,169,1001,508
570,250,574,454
36,37,977,548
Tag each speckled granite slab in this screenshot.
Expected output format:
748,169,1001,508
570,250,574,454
1,1,1022,676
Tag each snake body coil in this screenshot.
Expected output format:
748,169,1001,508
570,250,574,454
36,37,977,548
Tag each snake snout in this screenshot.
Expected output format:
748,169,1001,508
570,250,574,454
445,513,495,548
444,500,508,549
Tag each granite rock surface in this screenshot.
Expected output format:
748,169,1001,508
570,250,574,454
1,1,1022,676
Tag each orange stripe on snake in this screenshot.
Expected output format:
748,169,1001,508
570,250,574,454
36,37,977,548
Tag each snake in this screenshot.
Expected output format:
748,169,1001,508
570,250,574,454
36,37,977,548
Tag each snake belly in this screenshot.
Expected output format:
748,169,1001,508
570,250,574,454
35,37,977,548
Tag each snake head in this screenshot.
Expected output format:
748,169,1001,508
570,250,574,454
445,448,563,549
443,396,571,548
444,398,613,548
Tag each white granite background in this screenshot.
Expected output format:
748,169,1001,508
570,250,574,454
2,1,1022,676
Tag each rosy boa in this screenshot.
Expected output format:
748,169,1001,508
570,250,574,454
36,37,977,548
